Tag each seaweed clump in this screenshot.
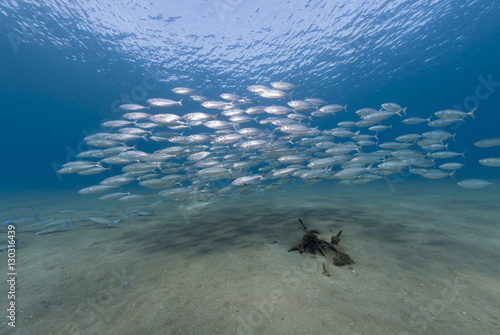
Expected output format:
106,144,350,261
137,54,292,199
288,218,354,267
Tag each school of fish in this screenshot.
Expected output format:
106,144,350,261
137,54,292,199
58,81,498,208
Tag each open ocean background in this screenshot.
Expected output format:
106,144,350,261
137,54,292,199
2,2,500,335
1,0,500,189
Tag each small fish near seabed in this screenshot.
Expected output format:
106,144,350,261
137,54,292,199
89,217,121,227
34,219,73,235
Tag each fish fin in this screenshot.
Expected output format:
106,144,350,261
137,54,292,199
178,99,183,106
396,108,405,117
468,108,477,119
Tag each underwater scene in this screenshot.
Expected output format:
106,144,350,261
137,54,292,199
1,1,500,334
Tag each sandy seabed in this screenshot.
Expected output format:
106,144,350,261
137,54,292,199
0,180,499,335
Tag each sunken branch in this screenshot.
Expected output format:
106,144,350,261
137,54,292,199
288,218,354,267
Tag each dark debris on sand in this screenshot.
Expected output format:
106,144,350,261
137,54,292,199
288,218,354,268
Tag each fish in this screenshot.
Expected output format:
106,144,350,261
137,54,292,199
478,158,500,167
427,118,464,127
231,175,262,186
439,163,464,170
264,106,293,115
300,169,330,179
101,176,136,186
212,133,244,145
247,85,270,93
434,108,476,119
35,221,71,235
27,218,72,228
172,87,196,95
201,101,233,109
245,106,266,115
190,95,209,102
229,115,254,123
355,108,378,117
474,138,500,148
183,113,215,122
422,130,456,141
362,111,402,122
58,163,102,174
287,100,314,110
220,93,243,101
269,81,297,90
258,89,290,99
147,98,183,107
402,117,430,125
89,217,121,225
305,98,327,106
78,185,118,194
368,125,392,132
318,104,346,114
307,157,341,169
149,114,184,126
334,167,370,179
278,155,308,164
381,102,405,113
203,120,236,130
118,194,152,202
395,134,423,142
99,192,130,200
119,104,149,111
421,170,455,179
277,124,314,134
457,179,494,189
122,112,152,121
427,151,465,159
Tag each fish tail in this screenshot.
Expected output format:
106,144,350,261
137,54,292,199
468,108,477,119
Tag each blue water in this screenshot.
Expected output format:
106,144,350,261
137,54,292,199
1,0,500,190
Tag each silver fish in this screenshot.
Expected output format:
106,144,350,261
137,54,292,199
457,179,493,189
147,98,183,107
